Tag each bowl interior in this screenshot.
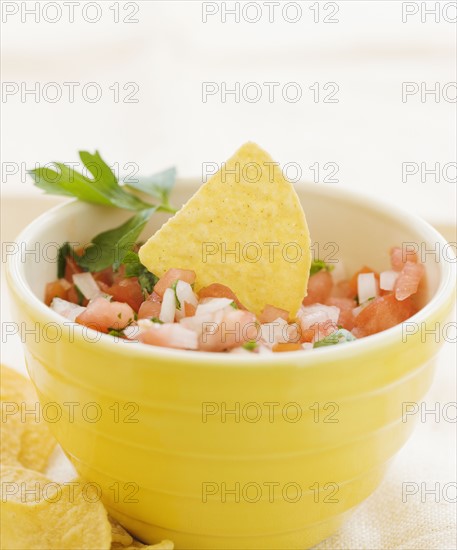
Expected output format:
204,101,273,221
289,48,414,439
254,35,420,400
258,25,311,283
18,180,445,310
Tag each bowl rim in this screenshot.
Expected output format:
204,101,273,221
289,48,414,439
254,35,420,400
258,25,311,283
7,179,456,367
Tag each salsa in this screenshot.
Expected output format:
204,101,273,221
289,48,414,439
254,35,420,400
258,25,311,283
45,246,425,353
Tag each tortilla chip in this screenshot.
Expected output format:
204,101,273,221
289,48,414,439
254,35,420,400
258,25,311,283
139,142,311,317
108,517,174,550
0,464,52,503
0,467,111,550
1,365,28,468
123,540,174,550
0,364,56,471
110,517,134,547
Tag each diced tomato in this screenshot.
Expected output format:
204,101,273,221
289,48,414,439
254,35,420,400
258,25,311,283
93,267,114,286
300,320,338,343
259,305,289,324
64,256,83,283
109,278,144,312
184,302,197,317
198,283,245,309
272,342,302,352
199,309,257,352
76,297,135,333
112,264,126,284
348,267,379,299
96,281,111,294
352,294,417,338
44,279,71,306
391,246,418,271
138,323,198,350
66,284,88,306
326,297,356,330
147,291,162,303
154,268,196,298
138,300,162,320
302,270,333,305
394,261,425,301
331,280,353,299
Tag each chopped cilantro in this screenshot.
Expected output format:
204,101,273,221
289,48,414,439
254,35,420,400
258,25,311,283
122,250,159,295
57,242,73,278
243,340,257,351
74,285,85,306
310,260,335,277
313,329,356,349
171,280,181,309
108,328,124,338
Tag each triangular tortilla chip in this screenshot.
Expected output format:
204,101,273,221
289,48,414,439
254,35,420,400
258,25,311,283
139,142,311,316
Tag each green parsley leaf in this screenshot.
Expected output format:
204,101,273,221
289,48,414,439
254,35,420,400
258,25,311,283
150,317,164,324
57,242,74,279
126,167,177,212
30,151,153,211
77,209,154,272
313,329,356,349
310,259,335,277
230,301,239,309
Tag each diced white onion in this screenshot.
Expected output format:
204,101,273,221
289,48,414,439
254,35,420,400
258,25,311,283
297,304,340,330
357,273,378,305
159,288,176,323
260,317,289,347
380,270,399,291
137,319,155,331
72,272,101,300
180,310,224,335
50,297,86,322
175,280,198,309
123,325,140,340
196,298,233,315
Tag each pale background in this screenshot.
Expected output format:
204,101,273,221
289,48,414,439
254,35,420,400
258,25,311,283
1,1,456,549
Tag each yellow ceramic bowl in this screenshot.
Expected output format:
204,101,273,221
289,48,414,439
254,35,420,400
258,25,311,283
7,181,456,549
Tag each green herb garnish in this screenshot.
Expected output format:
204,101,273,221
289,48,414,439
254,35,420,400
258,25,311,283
125,167,177,214
122,250,159,295
74,285,85,306
310,259,335,277
230,301,239,309
57,242,74,278
30,151,177,276
29,151,153,211
108,328,125,338
171,280,181,309
242,340,257,351
313,329,356,348
150,317,164,324
76,209,155,272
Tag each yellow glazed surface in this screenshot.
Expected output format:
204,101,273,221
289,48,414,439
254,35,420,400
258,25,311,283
7,181,456,549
